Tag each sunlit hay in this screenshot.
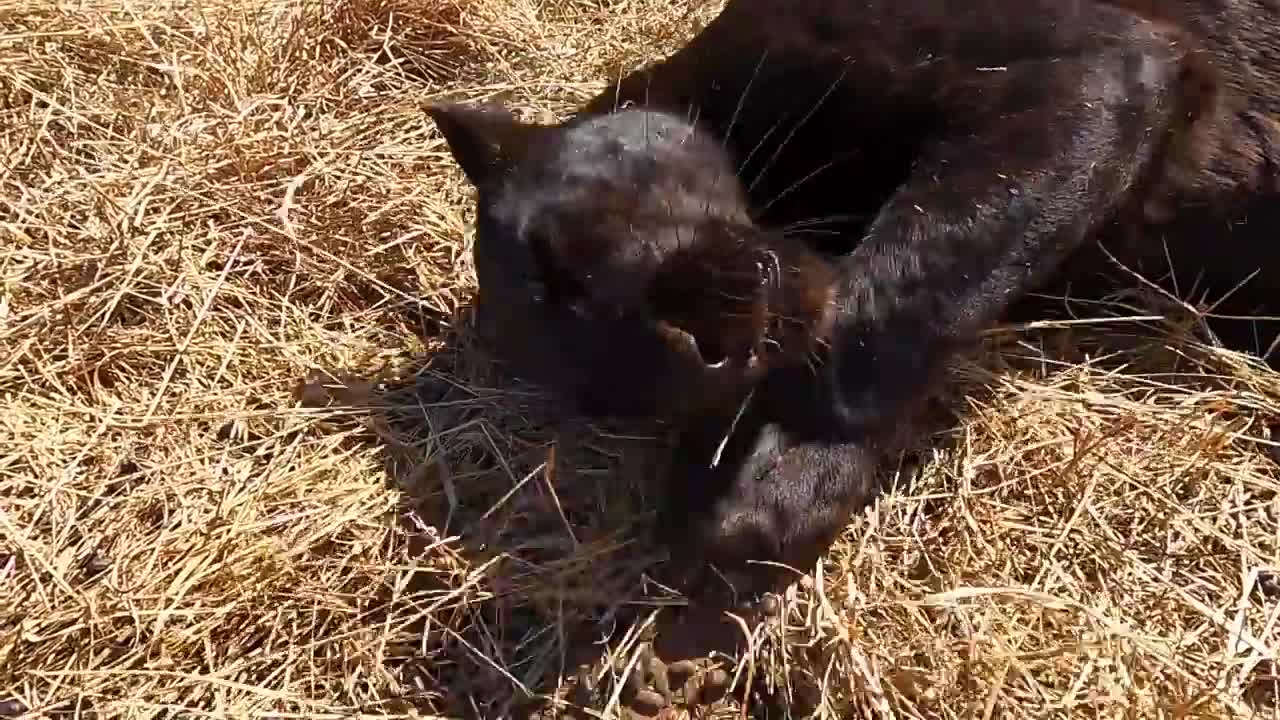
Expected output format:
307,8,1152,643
2,0,1279,717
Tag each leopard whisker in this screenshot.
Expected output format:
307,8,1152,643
710,387,756,469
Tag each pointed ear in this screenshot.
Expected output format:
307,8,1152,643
426,102,545,187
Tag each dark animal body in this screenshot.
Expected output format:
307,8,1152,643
429,0,1280,604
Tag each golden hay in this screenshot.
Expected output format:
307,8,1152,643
1,0,1278,717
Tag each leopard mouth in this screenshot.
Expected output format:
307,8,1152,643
653,320,761,375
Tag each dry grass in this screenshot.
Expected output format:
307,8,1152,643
2,0,1279,718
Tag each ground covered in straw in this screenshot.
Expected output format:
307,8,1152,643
2,0,1279,717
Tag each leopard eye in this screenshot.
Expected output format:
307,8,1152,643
525,229,587,307
526,278,547,303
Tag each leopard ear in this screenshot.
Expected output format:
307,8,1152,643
426,102,547,187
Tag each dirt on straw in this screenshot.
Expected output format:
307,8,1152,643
1,0,1279,717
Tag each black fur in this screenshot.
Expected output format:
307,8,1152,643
429,0,1280,602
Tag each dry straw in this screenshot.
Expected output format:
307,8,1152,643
1,0,1278,717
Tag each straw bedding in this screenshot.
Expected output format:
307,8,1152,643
2,0,1278,717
